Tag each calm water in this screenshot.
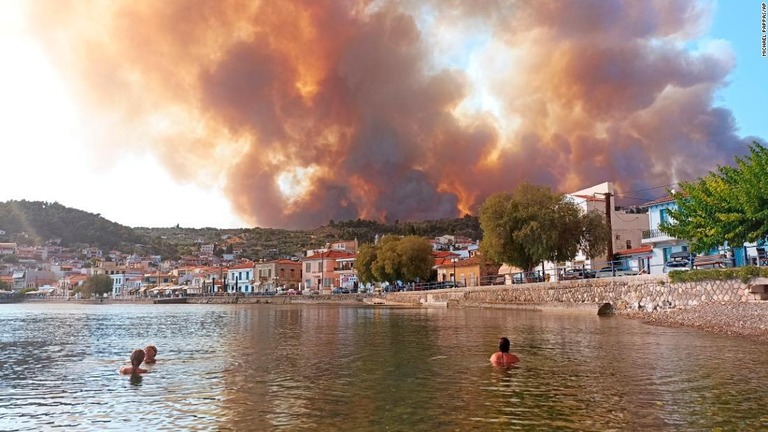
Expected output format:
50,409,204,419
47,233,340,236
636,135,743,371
1,302,768,431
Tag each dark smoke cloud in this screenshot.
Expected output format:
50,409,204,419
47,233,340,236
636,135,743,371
26,0,758,228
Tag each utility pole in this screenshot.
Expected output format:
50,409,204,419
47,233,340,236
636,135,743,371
604,192,614,268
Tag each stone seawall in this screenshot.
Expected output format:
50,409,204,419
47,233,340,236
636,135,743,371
381,274,765,313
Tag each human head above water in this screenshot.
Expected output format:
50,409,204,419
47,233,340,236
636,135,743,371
130,349,145,367
144,345,157,360
498,337,511,353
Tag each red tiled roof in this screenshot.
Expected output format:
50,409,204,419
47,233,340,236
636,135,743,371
616,245,653,256
434,255,464,267
270,258,302,265
304,250,356,260
229,261,254,270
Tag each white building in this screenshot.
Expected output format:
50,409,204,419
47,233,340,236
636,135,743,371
542,182,650,278
226,261,254,293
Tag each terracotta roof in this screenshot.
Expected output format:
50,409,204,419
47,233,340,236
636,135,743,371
434,255,464,267
271,258,302,265
229,261,254,270
304,250,356,260
615,245,653,256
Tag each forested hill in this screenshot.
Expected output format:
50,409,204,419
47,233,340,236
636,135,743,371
0,200,143,250
0,200,482,258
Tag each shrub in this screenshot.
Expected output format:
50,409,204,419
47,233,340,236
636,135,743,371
668,266,768,283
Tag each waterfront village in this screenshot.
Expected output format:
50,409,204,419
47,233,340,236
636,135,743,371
2,182,767,300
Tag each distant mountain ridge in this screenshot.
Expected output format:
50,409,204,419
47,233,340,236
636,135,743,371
0,200,482,259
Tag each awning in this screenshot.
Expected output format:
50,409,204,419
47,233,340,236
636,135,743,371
670,251,692,258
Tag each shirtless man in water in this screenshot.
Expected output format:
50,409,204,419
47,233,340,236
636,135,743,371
119,349,148,375
490,337,520,366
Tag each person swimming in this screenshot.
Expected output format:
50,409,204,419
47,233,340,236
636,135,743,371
490,337,520,366
119,349,148,375
144,345,157,364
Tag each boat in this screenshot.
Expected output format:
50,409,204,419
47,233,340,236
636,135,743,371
153,297,188,304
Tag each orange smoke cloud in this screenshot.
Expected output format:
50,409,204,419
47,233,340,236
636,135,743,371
26,0,757,228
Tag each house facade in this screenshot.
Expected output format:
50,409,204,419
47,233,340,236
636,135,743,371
437,255,500,286
226,261,254,293
302,250,356,294
253,258,302,293
640,195,690,274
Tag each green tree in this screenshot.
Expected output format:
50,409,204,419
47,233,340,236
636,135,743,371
663,141,768,252
355,243,378,284
479,183,609,271
0,280,9,291
356,236,433,284
396,236,435,282
82,274,113,298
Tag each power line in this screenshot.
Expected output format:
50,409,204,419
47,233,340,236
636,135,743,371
622,182,678,194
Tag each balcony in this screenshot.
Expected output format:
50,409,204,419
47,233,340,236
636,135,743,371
641,228,674,243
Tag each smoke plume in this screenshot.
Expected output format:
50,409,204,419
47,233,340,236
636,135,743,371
26,0,758,228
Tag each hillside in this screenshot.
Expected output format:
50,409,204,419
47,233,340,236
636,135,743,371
0,200,482,260
0,200,144,250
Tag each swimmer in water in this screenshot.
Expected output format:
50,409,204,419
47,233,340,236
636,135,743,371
490,337,520,366
144,345,157,364
119,349,148,375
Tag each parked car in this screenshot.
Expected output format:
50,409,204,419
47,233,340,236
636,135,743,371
595,266,640,278
561,269,596,280
663,260,691,273
512,271,545,284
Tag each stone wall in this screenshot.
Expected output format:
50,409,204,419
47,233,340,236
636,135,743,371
382,274,763,312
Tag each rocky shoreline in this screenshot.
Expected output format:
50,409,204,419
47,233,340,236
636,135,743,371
618,302,768,341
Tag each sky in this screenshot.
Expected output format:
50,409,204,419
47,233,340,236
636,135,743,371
0,0,766,229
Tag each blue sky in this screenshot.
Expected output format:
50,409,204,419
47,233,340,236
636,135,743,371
710,1,767,140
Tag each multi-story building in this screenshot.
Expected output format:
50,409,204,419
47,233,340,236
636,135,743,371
640,194,691,274
226,261,254,293
542,182,650,278
0,243,17,255
253,258,303,293
302,250,356,294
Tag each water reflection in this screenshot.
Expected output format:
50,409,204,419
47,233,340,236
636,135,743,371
1,303,768,431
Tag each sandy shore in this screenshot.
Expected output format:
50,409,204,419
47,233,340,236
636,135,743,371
618,302,768,341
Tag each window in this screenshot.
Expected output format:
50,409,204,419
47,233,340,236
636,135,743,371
305,263,311,273
660,208,669,224
626,240,632,249
615,234,621,240
663,247,671,263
